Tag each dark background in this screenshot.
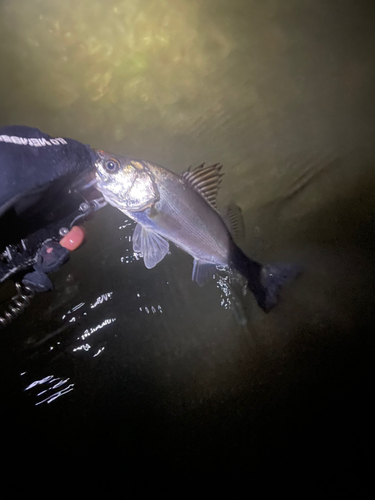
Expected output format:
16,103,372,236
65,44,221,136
0,0,373,493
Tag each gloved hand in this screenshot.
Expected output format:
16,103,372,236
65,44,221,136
0,125,97,215
0,125,101,291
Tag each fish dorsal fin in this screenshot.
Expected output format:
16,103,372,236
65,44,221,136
132,223,169,269
182,163,223,209
222,202,245,241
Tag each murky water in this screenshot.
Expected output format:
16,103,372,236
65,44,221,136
0,0,373,489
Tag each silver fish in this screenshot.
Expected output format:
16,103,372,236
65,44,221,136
95,150,299,312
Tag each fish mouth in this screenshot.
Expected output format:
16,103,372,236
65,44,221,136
95,170,107,183
95,179,129,209
95,160,111,187
95,178,111,196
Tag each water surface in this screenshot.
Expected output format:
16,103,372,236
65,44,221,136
0,0,373,489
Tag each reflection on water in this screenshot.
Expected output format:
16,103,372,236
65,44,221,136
23,372,74,405
0,0,373,488
89,292,113,310
73,317,116,354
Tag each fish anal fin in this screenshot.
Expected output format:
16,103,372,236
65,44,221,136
192,259,216,286
182,163,223,209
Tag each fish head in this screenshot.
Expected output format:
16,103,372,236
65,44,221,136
94,150,159,211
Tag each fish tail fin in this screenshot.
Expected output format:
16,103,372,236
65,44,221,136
231,246,301,312
256,263,302,312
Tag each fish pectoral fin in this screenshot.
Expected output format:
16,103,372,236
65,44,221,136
142,230,169,269
192,260,216,286
132,223,169,269
132,223,143,254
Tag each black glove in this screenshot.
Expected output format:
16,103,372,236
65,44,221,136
0,125,97,216
0,125,101,291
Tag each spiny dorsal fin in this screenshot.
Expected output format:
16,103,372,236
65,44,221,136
182,163,224,209
222,202,245,241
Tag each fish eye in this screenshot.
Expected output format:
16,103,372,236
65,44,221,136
105,159,120,173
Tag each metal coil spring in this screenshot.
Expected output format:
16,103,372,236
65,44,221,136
0,282,35,329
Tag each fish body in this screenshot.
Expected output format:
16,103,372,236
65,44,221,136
95,151,299,311
130,164,231,265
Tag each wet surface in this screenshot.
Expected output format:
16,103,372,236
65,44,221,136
0,0,373,491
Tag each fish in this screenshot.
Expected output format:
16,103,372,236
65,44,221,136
94,150,300,312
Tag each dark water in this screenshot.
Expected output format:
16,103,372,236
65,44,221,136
0,0,373,491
